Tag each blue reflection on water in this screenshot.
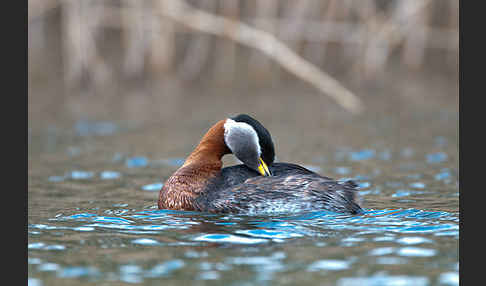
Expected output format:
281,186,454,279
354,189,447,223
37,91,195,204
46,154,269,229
392,189,425,198
163,158,186,167
337,274,429,286
141,182,164,191
426,152,448,164
32,208,459,245
125,157,148,168
145,260,185,278
75,120,118,137
435,168,452,182
308,259,351,271
100,171,121,180
349,149,376,161
69,170,95,180
59,266,100,279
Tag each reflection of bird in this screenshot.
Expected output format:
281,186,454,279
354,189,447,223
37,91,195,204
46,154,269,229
158,114,363,215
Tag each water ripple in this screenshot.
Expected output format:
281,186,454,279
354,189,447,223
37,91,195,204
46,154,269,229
307,260,351,271
32,208,458,246
193,234,268,244
397,247,437,257
125,157,148,168
141,182,164,191
337,274,429,286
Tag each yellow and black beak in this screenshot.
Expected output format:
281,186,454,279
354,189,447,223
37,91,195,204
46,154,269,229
257,157,272,176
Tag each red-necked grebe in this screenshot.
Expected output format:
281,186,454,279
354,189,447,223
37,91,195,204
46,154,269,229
158,114,363,215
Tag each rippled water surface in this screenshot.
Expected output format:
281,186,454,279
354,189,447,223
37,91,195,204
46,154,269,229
29,81,458,285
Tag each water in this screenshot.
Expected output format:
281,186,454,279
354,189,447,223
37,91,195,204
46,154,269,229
28,82,458,285
28,207,458,285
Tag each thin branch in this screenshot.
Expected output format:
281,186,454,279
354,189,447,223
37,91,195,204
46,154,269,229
160,0,364,114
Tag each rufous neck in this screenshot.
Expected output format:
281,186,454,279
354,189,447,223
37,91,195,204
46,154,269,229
182,119,231,168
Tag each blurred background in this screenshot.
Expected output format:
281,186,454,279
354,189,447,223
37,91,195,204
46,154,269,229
28,0,458,176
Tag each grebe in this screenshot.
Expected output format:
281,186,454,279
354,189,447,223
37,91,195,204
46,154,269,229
158,114,363,215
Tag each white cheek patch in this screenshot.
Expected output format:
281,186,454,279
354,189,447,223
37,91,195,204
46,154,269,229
224,119,261,157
